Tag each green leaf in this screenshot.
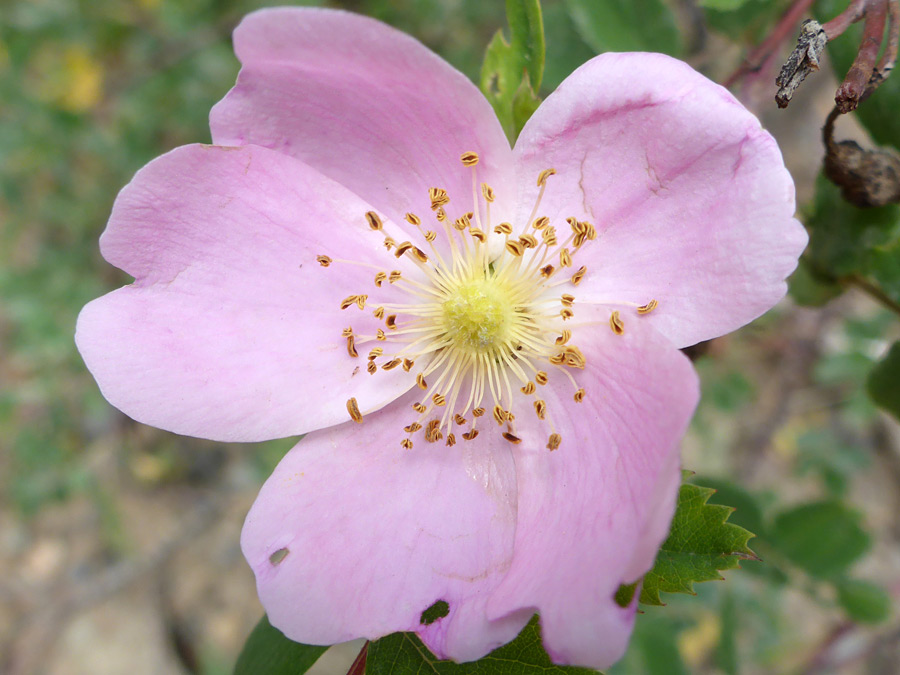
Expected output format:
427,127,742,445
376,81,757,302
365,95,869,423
565,0,681,56
770,500,871,579
639,482,757,605
480,0,545,142
836,578,892,624
698,0,751,8
806,174,900,305
233,615,328,675
815,0,900,149
868,341,900,420
788,258,845,307
366,616,598,675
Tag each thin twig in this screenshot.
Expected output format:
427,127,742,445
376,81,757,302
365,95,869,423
724,0,817,87
822,0,870,39
836,0,889,111
842,274,900,316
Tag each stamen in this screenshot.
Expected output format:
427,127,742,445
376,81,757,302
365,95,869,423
454,414,467,425
446,433,456,447
405,422,422,433
382,358,402,370
462,429,479,441
429,188,450,210
340,295,368,310
560,248,572,268
346,398,363,423
574,388,586,402
637,299,659,314
571,266,586,285
561,294,575,307
537,168,556,186
547,434,561,451
416,373,428,389
494,222,513,235
389,271,402,283
533,216,550,230
432,393,446,406
316,255,332,267
460,151,480,167
346,334,358,357
472,407,485,417
374,271,387,287
405,213,422,226
373,306,385,319
520,382,536,395
560,308,574,320
555,330,571,345
610,311,625,335
413,402,427,413
481,183,495,202
401,438,413,449
535,372,548,385
534,399,546,419
365,211,383,231
502,431,521,444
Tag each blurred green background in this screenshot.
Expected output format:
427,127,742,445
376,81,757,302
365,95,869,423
2,1,899,674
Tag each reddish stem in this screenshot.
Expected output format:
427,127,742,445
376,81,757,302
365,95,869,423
346,642,368,675
822,0,870,39
724,0,817,87
836,0,888,110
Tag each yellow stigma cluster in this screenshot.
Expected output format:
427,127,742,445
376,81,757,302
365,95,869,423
319,151,657,450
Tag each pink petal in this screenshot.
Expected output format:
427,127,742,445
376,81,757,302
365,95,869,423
514,52,807,348
242,390,530,661
75,144,418,441
210,8,515,232
486,312,699,669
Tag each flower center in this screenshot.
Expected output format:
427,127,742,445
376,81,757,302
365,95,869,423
442,276,513,353
316,151,658,451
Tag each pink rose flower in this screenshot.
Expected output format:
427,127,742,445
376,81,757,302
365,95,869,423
75,7,807,670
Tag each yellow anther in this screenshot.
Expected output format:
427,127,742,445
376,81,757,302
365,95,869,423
346,398,363,423
416,373,428,390
385,315,397,329
610,310,625,335
535,371,548,385
383,237,396,250
637,299,659,314
432,393,446,407
460,151,480,167
316,255,332,267
520,382,536,395
429,187,450,210
561,345,586,369
547,434,561,451
382,358,402,371
532,216,550,230
549,353,565,365
445,433,457,447
505,240,525,257
402,358,414,372
425,230,437,242
368,347,383,360
376,329,386,341
405,212,422,226
346,335,358,358
374,271,387,287
519,234,538,249
425,419,443,443
560,248,572,268
472,407,486,417
367,361,377,375
502,432,522,444
453,214,471,231
389,270,402,283
365,211,383,231
494,222,513,235
571,266,587,285
411,247,428,263
561,294,575,307
481,183,495,202
413,402,427,413
405,422,422,433
462,429,479,441
493,405,506,425
574,388,586,403
341,326,354,338
469,228,486,243
540,264,555,278
340,295,367,310
435,207,448,222
537,168,556,186
534,399,546,420
394,241,413,258
401,438,413,449
555,330,571,345
373,306,385,319
454,414,467,426
560,308,574,320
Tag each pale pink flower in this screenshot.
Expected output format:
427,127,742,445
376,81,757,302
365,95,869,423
75,8,806,669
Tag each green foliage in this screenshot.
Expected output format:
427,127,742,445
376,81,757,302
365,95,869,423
233,615,328,675
702,0,785,42
698,0,751,9
867,341,900,421
480,0,545,142
770,500,871,579
835,579,892,624
816,0,900,149
565,0,681,56
806,175,900,305
366,616,598,675
788,259,845,307
640,482,757,605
